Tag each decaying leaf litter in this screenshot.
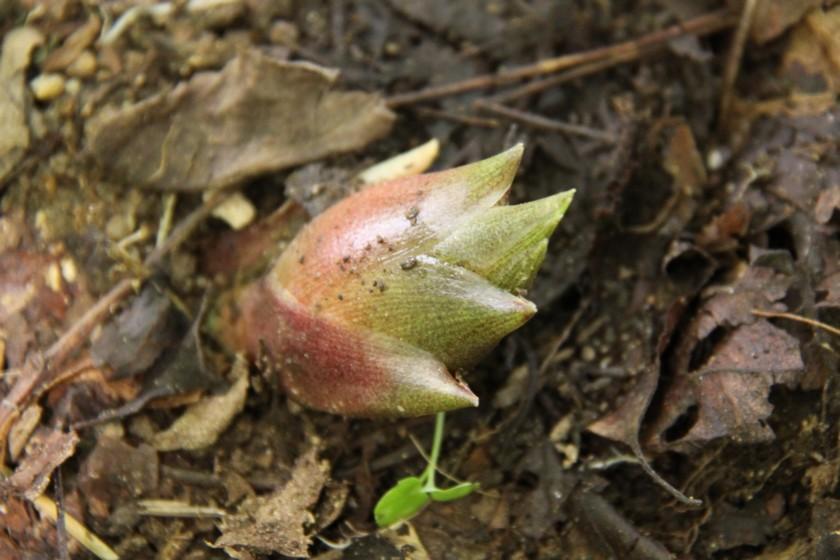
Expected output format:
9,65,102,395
1,0,839,558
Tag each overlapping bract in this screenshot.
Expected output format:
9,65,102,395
237,144,574,416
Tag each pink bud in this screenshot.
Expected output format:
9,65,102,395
231,145,573,416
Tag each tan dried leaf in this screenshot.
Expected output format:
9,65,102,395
0,27,43,182
87,51,394,191
151,357,249,451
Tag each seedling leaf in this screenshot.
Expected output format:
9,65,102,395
374,476,430,527
429,481,480,502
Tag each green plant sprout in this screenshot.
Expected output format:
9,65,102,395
374,412,479,527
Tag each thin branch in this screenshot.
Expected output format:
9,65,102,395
475,100,616,143
630,440,703,507
719,0,759,127
752,309,840,338
486,46,660,105
386,9,736,108
55,466,69,560
0,465,119,560
413,106,500,128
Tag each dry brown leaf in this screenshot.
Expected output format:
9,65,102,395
693,265,791,340
751,0,822,44
512,441,577,539
645,270,805,451
87,51,394,191
0,495,55,557
78,435,159,518
662,122,707,197
817,272,840,309
0,249,82,368
815,186,840,225
588,300,684,446
0,27,43,183
587,363,660,449
696,202,750,252
151,356,249,451
90,284,176,379
3,428,78,500
678,320,803,444
587,301,704,504
7,404,42,461
782,7,840,94
215,446,330,557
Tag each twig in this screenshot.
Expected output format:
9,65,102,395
486,46,659,105
413,107,500,128
570,490,675,559
475,100,616,143
622,180,682,234
752,309,840,338
386,9,736,108
406,431,494,498
719,0,759,128
407,433,457,485
135,499,226,518
33,489,120,560
500,336,541,443
71,386,170,430
0,465,119,560
160,464,282,492
55,466,69,560
156,193,177,248
540,302,588,376
630,439,702,507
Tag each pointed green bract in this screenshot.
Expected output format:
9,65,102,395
235,279,478,417
491,238,548,292
414,143,523,240
273,144,524,305
432,190,574,291
318,255,536,369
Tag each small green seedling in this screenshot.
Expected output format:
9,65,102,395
374,412,480,527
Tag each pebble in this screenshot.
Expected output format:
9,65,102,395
269,20,299,45
64,78,81,96
30,73,65,101
207,191,256,230
0,217,22,252
66,49,97,78
60,257,78,283
105,213,135,240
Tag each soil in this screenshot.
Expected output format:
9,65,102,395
1,1,839,559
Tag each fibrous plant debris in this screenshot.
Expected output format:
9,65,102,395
215,446,330,557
